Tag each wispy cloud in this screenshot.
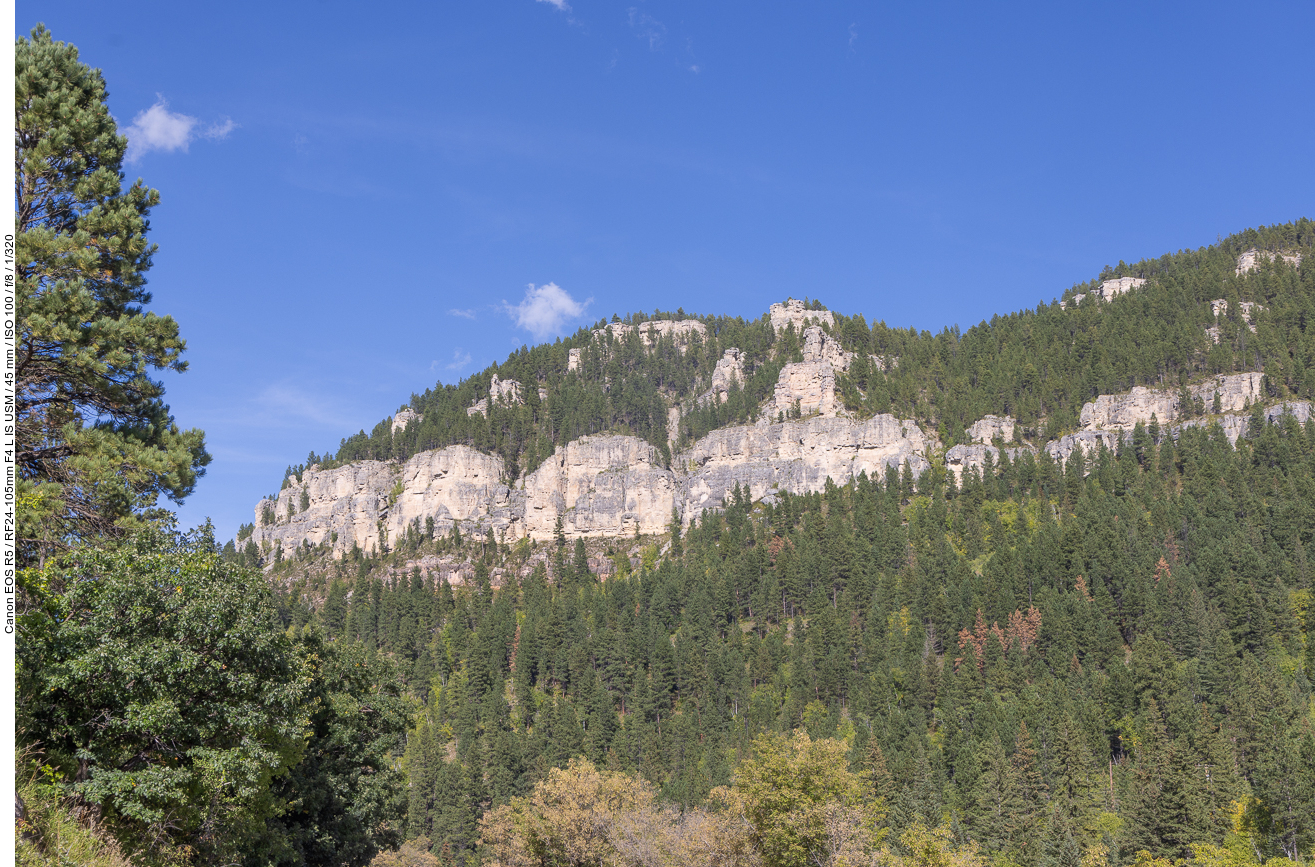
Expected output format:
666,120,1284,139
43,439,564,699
849,23,859,49
441,349,473,372
252,384,357,429
684,36,700,73
536,0,570,11
504,282,589,339
448,308,477,319
629,8,667,50
124,97,234,162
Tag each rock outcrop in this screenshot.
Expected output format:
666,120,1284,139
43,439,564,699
1078,372,1263,431
802,326,854,371
676,415,935,520
702,349,745,405
766,359,839,420
966,415,1016,444
761,327,860,420
389,446,519,539
491,374,523,405
1206,299,1263,343
1237,248,1303,275
770,299,835,333
1044,430,1123,465
249,446,517,558
1078,387,1177,432
1099,277,1146,298
468,374,524,416
392,408,421,434
1175,400,1313,445
251,461,396,557
1062,277,1147,309
565,320,705,376
248,365,1307,560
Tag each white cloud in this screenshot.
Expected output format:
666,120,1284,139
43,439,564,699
124,97,235,162
504,282,588,339
537,0,570,10
448,308,477,319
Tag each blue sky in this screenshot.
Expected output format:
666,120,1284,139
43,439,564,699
16,1,1315,540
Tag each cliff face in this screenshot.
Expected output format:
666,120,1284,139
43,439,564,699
679,414,934,518
1237,248,1302,275
1078,372,1263,430
249,411,937,556
521,435,676,539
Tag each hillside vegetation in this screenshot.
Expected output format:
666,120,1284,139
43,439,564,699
234,223,1315,866
21,220,1315,867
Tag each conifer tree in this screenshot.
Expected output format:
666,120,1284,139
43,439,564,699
15,26,210,565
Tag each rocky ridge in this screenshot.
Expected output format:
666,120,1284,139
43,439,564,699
391,408,422,434
770,299,834,333
698,349,745,406
566,319,706,373
763,326,880,421
247,285,1312,564
1079,372,1262,430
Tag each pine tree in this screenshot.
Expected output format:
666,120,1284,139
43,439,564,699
15,26,210,564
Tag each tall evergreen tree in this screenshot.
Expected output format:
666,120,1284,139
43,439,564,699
15,25,209,565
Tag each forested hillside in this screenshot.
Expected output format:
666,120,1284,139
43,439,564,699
235,221,1315,867
282,410,1315,865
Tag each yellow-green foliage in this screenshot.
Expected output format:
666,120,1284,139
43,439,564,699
15,777,134,867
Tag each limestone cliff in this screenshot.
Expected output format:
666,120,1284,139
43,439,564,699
521,435,676,539
1206,299,1263,343
945,443,1034,482
391,408,421,433
762,326,853,420
248,412,936,557
1061,277,1147,309
678,415,935,518
702,349,745,404
1078,373,1262,431
766,359,839,420
596,319,706,348
468,374,525,416
248,370,1307,560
